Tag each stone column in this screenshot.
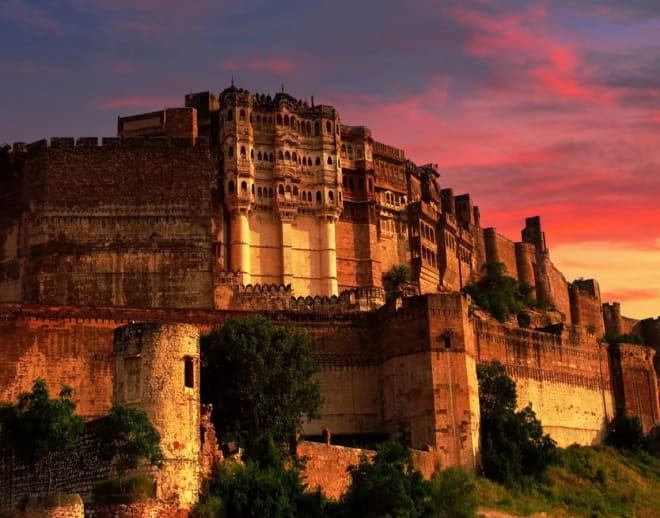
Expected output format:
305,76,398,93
319,215,338,296
281,219,294,288
230,210,250,285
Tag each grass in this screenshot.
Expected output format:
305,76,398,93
475,445,660,517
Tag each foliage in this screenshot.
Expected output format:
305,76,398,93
477,361,557,485
384,264,411,297
92,472,156,504
93,404,163,485
201,316,321,450
603,332,645,345
475,445,660,517
463,262,538,322
0,378,84,492
340,442,434,518
195,434,329,518
430,467,478,518
606,409,647,451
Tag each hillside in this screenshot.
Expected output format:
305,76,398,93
476,445,660,517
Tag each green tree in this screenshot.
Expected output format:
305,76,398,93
93,404,163,489
0,378,84,493
463,262,536,322
384,264,411,298
201,316,321,450
340,442,434,518
430,467,478,518
477,361,557,485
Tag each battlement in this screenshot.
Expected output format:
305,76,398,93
21,135,209,152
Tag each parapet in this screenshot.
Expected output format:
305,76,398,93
22,135,209,153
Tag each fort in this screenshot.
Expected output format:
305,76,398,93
0,85,659,513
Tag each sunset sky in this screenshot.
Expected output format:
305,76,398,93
1,1,658,319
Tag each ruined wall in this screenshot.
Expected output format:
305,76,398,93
475,320,614,446
297,441,436,501
17,137,215,309
0,427,112,513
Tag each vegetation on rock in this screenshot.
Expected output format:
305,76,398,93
463,262,538,322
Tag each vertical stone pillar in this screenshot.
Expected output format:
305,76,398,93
281,219,294,288
230,210,250,285
113,323,201,509
319,215,338,296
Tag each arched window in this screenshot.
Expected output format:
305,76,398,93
228,180,235,194
292,152,297,162
293,186,298,196
240,146,246,157
269,188,273,198
269,153,274,162
315,157,321,166
303,157,307,166
227,146,233,157
251,183,255,194
284,115,289,126
241,181,247,192
278,150,284,160
314,121,320,136
227,109,233,121
250,148,254,159
326,121,331,133
327,156,332,165
278,185,284,195
316,191,322,202
328,190,334,203
277,114,283,125
257,151,262,161
285,151,291,161
239,109,245,121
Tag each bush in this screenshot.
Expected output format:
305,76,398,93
606,410,647,451
92,473,156,504
196,435,328,518
431,467,478,518
341,442,434,518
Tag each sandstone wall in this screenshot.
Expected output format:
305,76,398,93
483,228,518,280
475,320,614,446
17,138,215,309
335,219,378,290
535,256,572,322
248,211,284,286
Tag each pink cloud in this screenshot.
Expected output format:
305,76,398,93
95,96,180,110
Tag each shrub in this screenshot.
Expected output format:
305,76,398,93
606,410,647,451
92,473,156,504
431,467,478,518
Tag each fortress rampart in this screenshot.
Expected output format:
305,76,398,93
1,85,658,510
